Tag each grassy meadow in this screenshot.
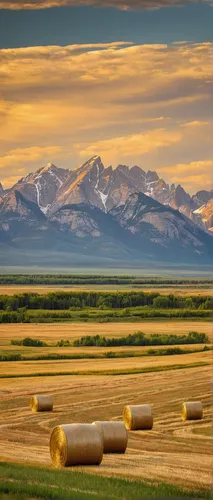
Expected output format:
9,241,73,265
0,279,212,499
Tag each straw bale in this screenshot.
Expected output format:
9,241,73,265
30,395,53,412
50,424,103,467
182,402,203,421
93,421,128,454
123,404,153,430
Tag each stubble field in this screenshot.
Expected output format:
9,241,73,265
0,278,212,499
0,319,212,494
0,364,212,492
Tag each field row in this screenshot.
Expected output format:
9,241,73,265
0,349,211,377
0,321,212,344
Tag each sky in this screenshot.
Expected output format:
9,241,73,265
0,0,212,194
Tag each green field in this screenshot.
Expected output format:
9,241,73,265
0,463,211,500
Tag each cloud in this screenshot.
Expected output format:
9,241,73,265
78,129,182,162
0,0,212,10
0,146,63,187
0,41,212,194
181,120,210,127
160,160,213,191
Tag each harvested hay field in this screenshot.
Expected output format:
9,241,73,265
0,350,211,377
1,320,212,494
0,364,212,491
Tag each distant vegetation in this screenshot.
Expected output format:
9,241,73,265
1,273,213,286
0,345,212,362
11,337,47,347
9,331,209,350
1,346,210,363
1,290,212,310
0,290,212,323
73,331,209,347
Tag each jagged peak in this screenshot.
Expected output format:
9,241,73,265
146,170,159,181
74,156,103,172
122,191,161,209
37,162,57,175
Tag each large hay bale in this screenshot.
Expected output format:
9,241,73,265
50,424,103,467
123,405,153,430
181,402,203,421
30,395,53,412
93,421,128,454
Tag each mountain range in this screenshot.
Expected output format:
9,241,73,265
0,156,212,267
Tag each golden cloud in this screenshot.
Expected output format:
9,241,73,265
181,120,210,127
0,0,212,10
78,129,182,162
0,41,212,194
160,160,213,191
0,146,63,187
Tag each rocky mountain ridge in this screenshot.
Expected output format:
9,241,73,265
0,156,212,266
12,163,69,214
2,156,212,233
0,185,212,266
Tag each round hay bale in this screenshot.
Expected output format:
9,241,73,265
93,421,128,454
123,405,153,431
181,402,203,421
30,395,53,412
50,424,104,468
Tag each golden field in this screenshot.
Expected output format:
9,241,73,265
0,350,211,377
0,364,212,490
0,319,212,492
0,284,213,295
0,320,212,344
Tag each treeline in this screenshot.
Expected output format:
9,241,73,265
73,331,209,347
1,308,212,325
10,331,209,350
0,274,212,286
11,337,47,347
0,291,212,311
0,308,212,323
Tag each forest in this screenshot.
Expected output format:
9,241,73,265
0,291,212,311
0,274,212,286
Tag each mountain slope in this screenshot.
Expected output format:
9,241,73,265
49,203,140,260
11,163,69,215
0,190,48,246
1,189,212,265
110,193,213,262
193,199,213,232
